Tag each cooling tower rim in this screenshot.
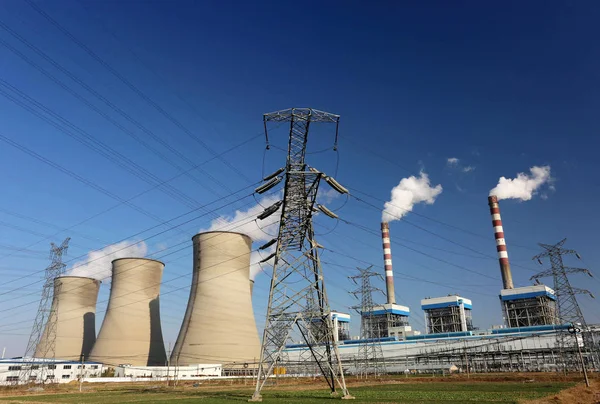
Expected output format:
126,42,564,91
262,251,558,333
111,257,165,266
54,275,101,283
192,231,252,242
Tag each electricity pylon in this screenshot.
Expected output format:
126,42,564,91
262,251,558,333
531,238,597,371
250,108,352,401
20,238,70,384
349,266,387,378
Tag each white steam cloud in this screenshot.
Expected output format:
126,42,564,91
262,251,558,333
69,240,148,280
382,171,443,222
489,165,553,201
204,194,281,280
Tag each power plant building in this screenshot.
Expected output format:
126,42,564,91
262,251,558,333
363,303,413,339
330,311,351,342
170,232,261,368
500,285,557,328
35,276,100,361
89,258,167,366
488,196,556,328
421,295,473,334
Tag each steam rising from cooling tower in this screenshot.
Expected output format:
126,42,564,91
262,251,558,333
489,165,553,201
204,194,280,280
89,258,167,366
35,276,100,361
382,171,442,222
170,231,260,367
68,240,148,280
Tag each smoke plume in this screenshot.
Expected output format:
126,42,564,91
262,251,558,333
69,240,148,280
205,194,281,242
489,165,552,201
204,194,281,280
382,171,443,222
249,249,275,281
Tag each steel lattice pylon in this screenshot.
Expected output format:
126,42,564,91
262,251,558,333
19,238,70,384
531,238,597,371
250,108,351,401
349,266,386,378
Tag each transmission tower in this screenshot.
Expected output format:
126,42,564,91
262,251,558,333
349,266,387,378
250,108,352,401
20,238,70,384
530,238,596,370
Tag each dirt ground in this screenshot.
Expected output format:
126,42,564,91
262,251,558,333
521,379,600,404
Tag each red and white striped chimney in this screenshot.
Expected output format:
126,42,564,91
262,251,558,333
488,196,514,289
381,222,396,304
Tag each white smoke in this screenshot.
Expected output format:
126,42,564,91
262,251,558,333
489,165,553,201
69,240,148,280
205,194,281,242
204,194,281,280
382,171,443,222
249,249,275,281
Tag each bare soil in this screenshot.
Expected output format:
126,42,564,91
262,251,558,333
521,379,600,404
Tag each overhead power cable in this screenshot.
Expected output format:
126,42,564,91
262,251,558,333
0,132,261,262
0,180,262,294
347,189,541,274
25,0,252,184
0,23,227,196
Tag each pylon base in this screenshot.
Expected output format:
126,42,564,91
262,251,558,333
248,393,263,402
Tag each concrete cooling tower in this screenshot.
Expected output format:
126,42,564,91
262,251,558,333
170,231,261,367
89,258,167,366
35,276,100,361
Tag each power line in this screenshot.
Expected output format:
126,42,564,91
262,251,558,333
0,133,261,262
25,0,252,184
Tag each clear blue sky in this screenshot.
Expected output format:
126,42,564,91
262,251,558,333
1,1,599,357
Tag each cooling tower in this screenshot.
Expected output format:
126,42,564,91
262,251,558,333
170,231,260,367
89,258,167,366
35,276,100,361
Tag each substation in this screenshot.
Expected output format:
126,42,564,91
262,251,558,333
3,108,598,392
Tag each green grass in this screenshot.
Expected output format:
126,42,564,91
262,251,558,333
0,381,574,404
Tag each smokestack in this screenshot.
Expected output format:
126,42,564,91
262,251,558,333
488,196,514,289
381,222,396,304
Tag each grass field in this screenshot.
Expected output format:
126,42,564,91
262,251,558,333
0,379,578,404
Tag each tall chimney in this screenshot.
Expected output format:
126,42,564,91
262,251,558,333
381,222,396,304
488,196,514,289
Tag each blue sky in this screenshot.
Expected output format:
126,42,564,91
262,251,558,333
1,1,599,357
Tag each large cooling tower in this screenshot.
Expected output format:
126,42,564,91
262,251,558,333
35,276,100,361
89,258,167,366
170,231,260,367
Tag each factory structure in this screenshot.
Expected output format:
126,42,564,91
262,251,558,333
4,191,598,386
283,195,598,374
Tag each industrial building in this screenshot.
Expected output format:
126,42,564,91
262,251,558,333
35,276,100,361
421,295,473,334
0,358,103,385
170,231,261,368
115,364,222,378
89,258,167,366
284,324,593,374
331,312,351,342
488,196,557,328
500,285,558,328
